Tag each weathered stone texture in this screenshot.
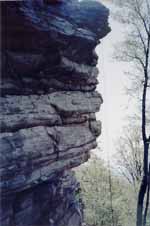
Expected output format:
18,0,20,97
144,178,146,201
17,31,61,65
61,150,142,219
0,0,110,226
1,171,84,226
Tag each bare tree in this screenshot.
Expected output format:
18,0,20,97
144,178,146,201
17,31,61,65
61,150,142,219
116,126,143,191
113,0,150,225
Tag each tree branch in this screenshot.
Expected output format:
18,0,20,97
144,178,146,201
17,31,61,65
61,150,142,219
135,24,147,55
135,0,150,36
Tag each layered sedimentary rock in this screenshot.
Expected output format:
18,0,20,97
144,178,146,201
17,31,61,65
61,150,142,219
0,1,110,226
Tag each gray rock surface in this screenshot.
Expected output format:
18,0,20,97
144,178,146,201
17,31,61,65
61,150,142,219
0,0,110,226
1,171,84,226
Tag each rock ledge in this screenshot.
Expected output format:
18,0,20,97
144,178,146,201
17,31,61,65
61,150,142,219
0,1,110,226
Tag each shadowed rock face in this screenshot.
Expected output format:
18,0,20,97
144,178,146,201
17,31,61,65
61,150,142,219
0,0,110,226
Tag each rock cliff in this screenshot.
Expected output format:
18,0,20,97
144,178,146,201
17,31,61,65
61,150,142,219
0,1,110,226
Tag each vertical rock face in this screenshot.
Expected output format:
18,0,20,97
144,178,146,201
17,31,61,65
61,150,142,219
0,1,110,226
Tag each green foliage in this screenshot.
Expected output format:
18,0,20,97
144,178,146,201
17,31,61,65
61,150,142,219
75,156,137,226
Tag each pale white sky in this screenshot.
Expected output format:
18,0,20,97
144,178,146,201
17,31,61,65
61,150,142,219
95,1,133,160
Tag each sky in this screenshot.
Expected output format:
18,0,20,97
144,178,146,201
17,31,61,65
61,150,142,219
95,1,133,160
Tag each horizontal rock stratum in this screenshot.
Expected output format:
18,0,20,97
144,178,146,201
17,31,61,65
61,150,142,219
0,1,110,226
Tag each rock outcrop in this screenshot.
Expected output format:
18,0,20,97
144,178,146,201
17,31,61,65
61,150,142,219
0,1,110,226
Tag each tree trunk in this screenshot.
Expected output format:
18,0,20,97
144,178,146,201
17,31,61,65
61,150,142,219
136,144,149,226
136,176,147,226
143,164,150,226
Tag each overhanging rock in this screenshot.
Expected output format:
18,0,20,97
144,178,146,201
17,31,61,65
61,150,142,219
0,1,110,226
